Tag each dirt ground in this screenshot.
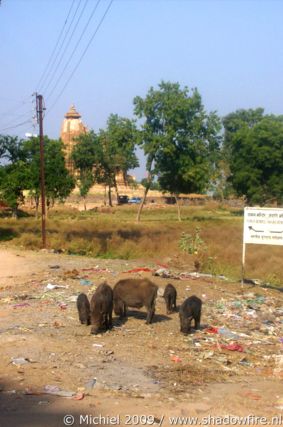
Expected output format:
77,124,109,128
0,247,282,427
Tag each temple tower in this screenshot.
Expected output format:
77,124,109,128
60,105,87,174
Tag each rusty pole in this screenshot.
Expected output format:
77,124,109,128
36,94,46,248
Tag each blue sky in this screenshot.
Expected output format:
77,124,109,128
0,0,282,179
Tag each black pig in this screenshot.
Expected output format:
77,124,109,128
163,283,177,314
179,295,202,334
90,282,113,334
113,278,158,324
77,293,90,325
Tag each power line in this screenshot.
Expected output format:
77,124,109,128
36,0,76,91
0,110,34,128
46,0,101,102
39,0,83,93
47,0,113,114
0,119,32,133
0,95,33,117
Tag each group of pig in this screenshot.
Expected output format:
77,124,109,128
76,278,202,335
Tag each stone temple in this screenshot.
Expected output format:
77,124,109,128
60,104,132,191
60,104,87,174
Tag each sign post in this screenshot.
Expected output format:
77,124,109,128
242,207,283,284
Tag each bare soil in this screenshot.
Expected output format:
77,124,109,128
0,247,282,427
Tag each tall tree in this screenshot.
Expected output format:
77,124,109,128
223,110,283,204
72,131,99,210
134,81,221,221
23,137,75,214
0,136,27,217
72,115,138,207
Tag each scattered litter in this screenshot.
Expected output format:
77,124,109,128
49,265,60,269
123,267,153,274
171,355,182,363
205,326,219,334
92,343,104,348
38,400,50,405
239,357,251,366
85,379,97,390
243,391,262,400
11,357,31,365
45,283,68,291
43,385,76,398
218,327,239,340
58,302,68,310
73,392,84,400
220,343,244,352
13,303,30,309
64,269,80,279
79,279,93,286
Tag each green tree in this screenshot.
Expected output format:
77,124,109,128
23,137,75,214
72,115,138,207
0,136,27,217
134,81,221,221
223,110,283,204
72,130,102,209
98,115,139,205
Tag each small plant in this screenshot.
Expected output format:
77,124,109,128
179,227,207,255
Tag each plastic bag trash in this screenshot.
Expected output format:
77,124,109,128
85,378,97,389
45,283,67,291
11,357,30,365
43,385,76,398
171,355,182,363
58,302,68,310
68,295,79,303
232,301,242,308
73,392,84,400
13,303,30,309
79,279,93,286
220,343,244,352
239,357,251,366
157,287,164,297
218,327,239,340
123,267,153,274
205,326,219,334
154,268,171,278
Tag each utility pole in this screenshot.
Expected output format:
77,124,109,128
36,94,46,248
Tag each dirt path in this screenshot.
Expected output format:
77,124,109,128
0,247,282,427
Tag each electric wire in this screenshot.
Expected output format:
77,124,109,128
36,0,76,91
46,0,101,102
0,110,34,128
0,119,32,133
42,0,90,96
39,0,83,93
47,0,113,114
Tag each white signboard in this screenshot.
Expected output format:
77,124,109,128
244,207,283,246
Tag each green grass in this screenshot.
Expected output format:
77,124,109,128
0,204,282,285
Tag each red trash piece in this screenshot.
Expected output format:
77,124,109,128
221,343,244,352
123,267,153,273
171,355,182,363
205,326,219,334
73,392,84,400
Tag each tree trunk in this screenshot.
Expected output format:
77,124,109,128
11,207,18,219
104,186,107,206
35,196,39,219
114,176,119,203
83,196,87,211
108,186,112,207
136,172,153,222
174,193,182,222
